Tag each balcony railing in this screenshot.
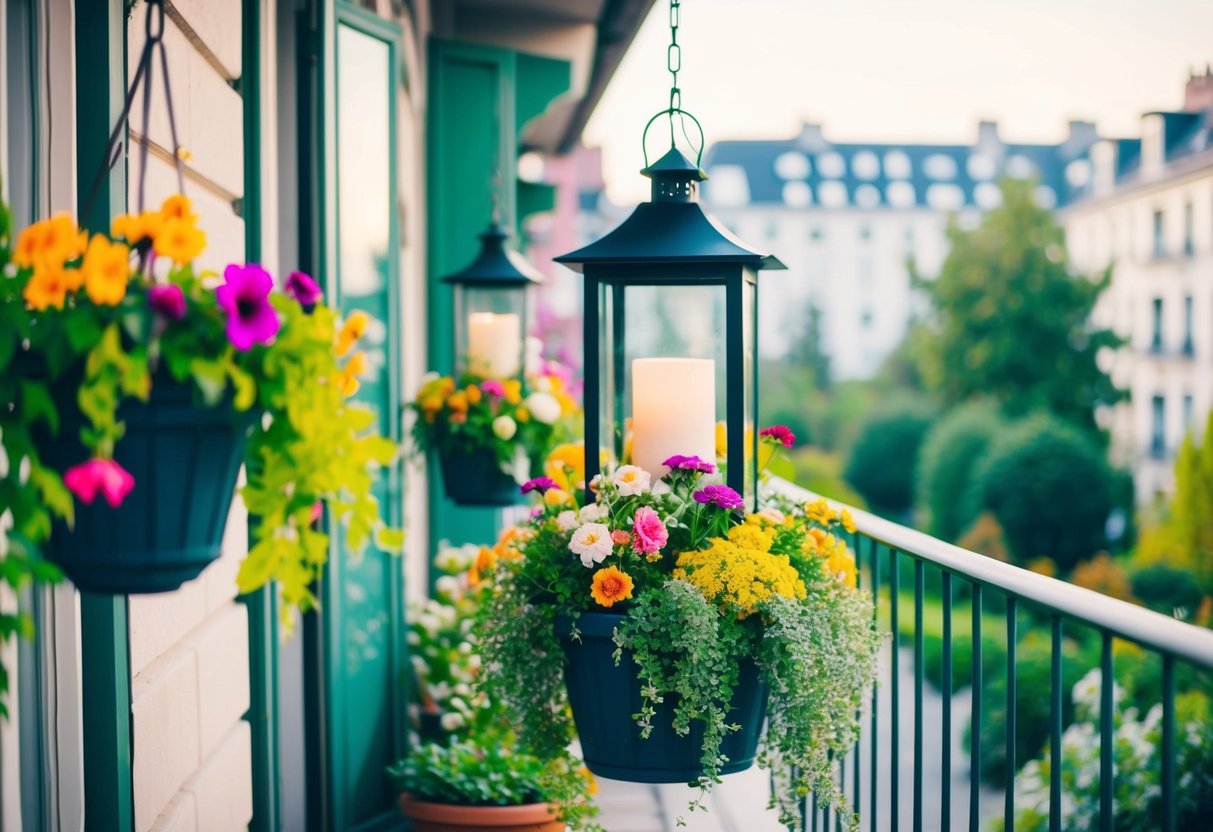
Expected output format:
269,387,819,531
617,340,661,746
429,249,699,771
770,478,1213,832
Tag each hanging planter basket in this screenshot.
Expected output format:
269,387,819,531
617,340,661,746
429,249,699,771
438,448,521,507
41,378,251,595
556,612,768,784
398,795,565,832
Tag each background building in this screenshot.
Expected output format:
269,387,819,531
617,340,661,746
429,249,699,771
1064,68,1213,503
701,121,1098,378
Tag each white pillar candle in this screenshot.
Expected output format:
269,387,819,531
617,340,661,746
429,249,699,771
631,357,716,478
467,312,521,378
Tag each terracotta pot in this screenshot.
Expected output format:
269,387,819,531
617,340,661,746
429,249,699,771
398,794,565,832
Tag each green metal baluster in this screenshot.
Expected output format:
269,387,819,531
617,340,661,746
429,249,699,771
914,559,924,832
870,537,881,832
1161,655,1175,832
1050,616,1062,832
970,584,983,832
1005,597,1017,832
891,548,901,832
852,533,862,825
1099,633,1114,832
942,571,953,832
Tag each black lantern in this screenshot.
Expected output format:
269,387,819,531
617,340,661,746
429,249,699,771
555,145,784,510
442,222,543,380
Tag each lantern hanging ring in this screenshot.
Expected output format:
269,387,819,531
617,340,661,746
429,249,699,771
641,0,704,169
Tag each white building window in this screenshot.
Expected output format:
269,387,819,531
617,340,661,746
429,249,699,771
1184,202,1195,256
1183,295,1194,356
1153,210,1166,259
1151,298,1164,352
1151,395,1167,457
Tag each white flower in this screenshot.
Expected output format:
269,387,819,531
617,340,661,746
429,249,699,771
578,503,608,523
17,456,29,485
569,522,613,568
757,507,786,525
417,613,442,635
525,391,561,424
440,712,466,732
556,510,579,531
406,631,421,646
0,437,8,480
492,415,517,440
612,465,651,495
434,575,461,599
525,336,545,377
0,509,11,559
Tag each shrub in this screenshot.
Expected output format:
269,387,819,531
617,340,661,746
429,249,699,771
916,401,1004,540
956,512,1010,562
1070,553,1136,603
971,415,1112,571
788,446,866,508
1130,564,1205,620
844,400,934,518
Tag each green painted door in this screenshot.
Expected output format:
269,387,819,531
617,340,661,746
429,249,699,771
305,5,407,830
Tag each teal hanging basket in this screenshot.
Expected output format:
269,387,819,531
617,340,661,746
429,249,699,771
555,612,768,783
42,379,251,595
438,448,521,507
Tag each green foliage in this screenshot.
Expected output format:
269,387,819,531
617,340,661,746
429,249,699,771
1137,411,1213,593
843,399,935,517
910,178,1123,435
915,401,1005,540
971,414,1111,571
1130,564,1205,621
786,446,866,508
785,302,832,392
387,738,550,806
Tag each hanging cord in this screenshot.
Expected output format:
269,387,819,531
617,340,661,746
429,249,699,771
81,0,186,223
640,0,704,169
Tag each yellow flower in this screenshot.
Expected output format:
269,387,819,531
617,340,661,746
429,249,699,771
337,351,369,397
805,499,837,526
23,266,72,310
580,766,599,795
515,406,530,423
465,384,482,405
492,525,528,561
336,310,370,357
153,217,206,264
502,379,522,405
715,420,728,458
674,529,805,616
825,542,857,589
544,488,572,507
446,391,469,413
840,508,856,534
545,441,585,493
111,210,164,244
590,566,635,608
81,234,131,305
13,213,86,269
159,194,197,223
468,546,496,587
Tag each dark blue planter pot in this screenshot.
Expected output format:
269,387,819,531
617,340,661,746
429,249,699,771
555,612,768,783
438,448,521,507
42,379,251,595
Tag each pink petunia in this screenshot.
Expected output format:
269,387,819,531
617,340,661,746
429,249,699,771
215,263,280,351
148,284,186,320
631,506,668,555
63,458,135,508
481,379,506,398
284,270,323,311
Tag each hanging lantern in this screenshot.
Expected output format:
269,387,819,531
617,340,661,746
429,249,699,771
442,222,543,380
554,5,783,511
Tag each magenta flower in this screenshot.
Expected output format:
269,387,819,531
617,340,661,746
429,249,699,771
215,263,280,351
662,454,716,474
631,506,668,555
760,424,796,448
520,476,558,495
63,458,135,508
148,284,186,320
481,379,506,398
284,270,323,311
693,484,745,511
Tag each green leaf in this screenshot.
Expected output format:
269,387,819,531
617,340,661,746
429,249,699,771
373,525,405,552
189,358,227,406
30,464,74,526
20,381,59,433
225,360,257,411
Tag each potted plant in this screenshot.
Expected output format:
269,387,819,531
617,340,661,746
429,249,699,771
0,193,402,608
409,360,578,507
393,543,598,832
475,429,882,828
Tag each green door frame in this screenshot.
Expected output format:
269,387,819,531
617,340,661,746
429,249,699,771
75,2,135,830
300,2,408,828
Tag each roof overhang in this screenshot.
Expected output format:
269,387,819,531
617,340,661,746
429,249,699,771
436,0,655,153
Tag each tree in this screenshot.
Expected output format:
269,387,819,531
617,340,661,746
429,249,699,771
784,301,831,392
971,414,1112,572
916,400,1005,540
1137,411,1213,593
843,399,934,518
911,178,1123,436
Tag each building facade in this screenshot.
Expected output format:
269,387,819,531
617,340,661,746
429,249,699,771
1063,69,1213,503
0,1,650,830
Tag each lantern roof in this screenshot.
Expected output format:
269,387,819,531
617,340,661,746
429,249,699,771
555,147,786,272
442,222,545,286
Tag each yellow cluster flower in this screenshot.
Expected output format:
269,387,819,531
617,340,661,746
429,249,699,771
14,213,91,310
674,524,806,616
804,527,857,589
805,499,838,526
544,441,585,493
490,525,529,561
502,379,522,405
109,195,206,264
415,375,456,421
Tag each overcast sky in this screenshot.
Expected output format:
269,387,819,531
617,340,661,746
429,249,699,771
584,0,1213,203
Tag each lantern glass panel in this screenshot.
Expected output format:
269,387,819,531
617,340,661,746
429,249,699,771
742,275,757,506
454,285,528,379
596,281,728,479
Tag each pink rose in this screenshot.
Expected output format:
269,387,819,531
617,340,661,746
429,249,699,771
631,506,668,555
63,458,135,508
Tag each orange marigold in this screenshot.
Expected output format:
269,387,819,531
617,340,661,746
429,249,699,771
23,267,72,310
81,234,131,306
590,566,634,608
